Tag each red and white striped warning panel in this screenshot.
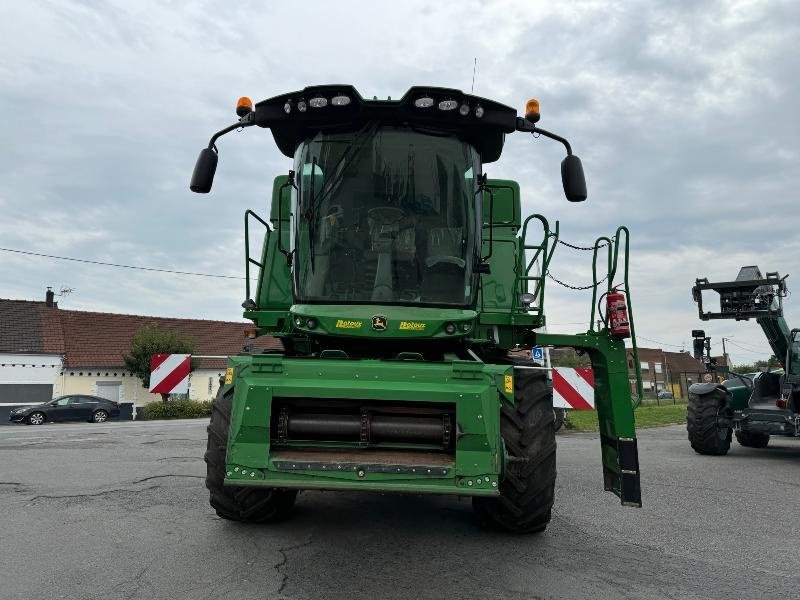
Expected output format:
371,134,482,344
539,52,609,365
552,367,595,410
149,354,191,395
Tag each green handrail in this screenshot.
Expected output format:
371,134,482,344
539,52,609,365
586,228,644,407
516,214,560,316
589,236,613,331
612,227,644,408
518,215,645,407
244,209,270,302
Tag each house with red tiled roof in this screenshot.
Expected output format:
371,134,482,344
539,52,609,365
0,290,280,409
626,346,707,399
0,294,64,405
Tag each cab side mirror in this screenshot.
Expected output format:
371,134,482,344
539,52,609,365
190,148,218,193
561,154,587,202
693,337,705,361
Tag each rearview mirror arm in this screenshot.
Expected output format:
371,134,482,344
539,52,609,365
207,111,257,151
190,113,258,193
515,117,572,155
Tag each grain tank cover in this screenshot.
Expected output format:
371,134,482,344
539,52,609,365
253,85,517,163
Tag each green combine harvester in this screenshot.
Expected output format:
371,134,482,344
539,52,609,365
688,267,800,454
189,85,642,532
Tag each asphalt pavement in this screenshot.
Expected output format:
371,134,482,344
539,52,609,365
1,419,798,600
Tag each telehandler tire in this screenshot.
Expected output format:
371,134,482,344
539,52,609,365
553,408,566,432
735,431,769,448
205,385,297,522
473,368,556,533
687,387,732,455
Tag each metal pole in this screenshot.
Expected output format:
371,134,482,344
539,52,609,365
721,337,728,368
649,359,655,405
654,359,660,405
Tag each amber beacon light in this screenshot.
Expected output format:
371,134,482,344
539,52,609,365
525,98,540,123
236,96,254,117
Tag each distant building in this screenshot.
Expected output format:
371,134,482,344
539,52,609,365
0,291,280,408
626,347,707,398
711,354,732,369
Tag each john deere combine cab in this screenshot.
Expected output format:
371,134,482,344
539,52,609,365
190,85,642,532
688,267,800,454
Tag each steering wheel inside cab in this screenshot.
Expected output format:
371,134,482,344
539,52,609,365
367,206,405,227
368,206,405,249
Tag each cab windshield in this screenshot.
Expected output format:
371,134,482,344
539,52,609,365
292,124,481,307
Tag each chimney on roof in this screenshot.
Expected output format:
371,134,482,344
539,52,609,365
45,287,55,308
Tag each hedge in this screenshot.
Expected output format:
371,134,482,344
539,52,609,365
138,399,212,420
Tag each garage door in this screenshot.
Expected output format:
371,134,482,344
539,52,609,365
96,382,121,402
0,383,53,404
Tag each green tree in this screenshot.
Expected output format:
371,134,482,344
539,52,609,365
123,324,196,402
551,349,591,368
732,356,779,373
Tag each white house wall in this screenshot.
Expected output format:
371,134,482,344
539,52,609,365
187,369,227,401
0,353,63,384
56,367,227,405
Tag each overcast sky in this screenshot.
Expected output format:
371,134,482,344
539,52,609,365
2,0,798,365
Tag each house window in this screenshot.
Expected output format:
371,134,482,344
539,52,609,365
640,361,649,370
654,363,663,374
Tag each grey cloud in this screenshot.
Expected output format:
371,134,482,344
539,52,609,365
1,0,797,364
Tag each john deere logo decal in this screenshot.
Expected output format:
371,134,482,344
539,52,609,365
371,315,388,331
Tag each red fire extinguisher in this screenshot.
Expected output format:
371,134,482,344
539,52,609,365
606,287,630,339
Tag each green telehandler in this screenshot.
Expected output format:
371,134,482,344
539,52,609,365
189,85,643,532
688,266,800,454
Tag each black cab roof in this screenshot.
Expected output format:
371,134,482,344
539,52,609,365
253,85,518,163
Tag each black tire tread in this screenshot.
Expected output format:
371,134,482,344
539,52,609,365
553,408,566,432
735,430,769,448
204,385,297,522
687,388,732,455
473,367,556,533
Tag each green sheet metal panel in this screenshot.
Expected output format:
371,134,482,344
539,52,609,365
222,355,511,495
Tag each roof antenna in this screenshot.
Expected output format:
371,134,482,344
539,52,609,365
471,58,478,93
